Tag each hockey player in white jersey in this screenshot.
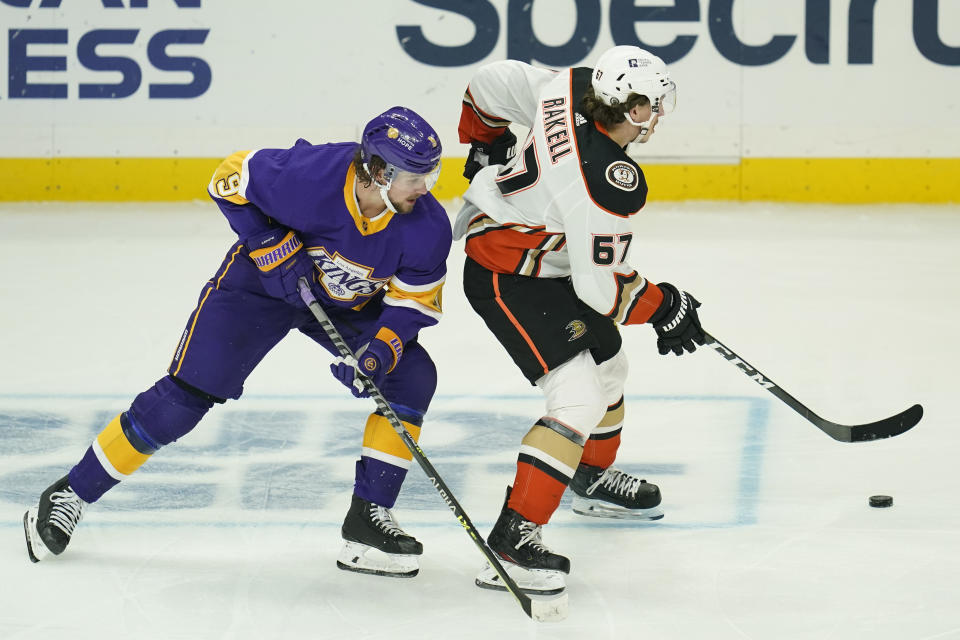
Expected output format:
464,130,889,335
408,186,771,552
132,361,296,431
455,46,705,594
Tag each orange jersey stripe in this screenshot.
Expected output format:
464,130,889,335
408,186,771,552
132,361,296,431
459,89,511,143
623,280,664,325
466,225,559,276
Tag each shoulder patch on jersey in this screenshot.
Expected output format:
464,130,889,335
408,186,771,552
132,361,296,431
568,66,646,216
605,161,639,191
573,128,647,217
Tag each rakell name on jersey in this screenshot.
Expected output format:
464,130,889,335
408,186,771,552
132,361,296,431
542,97,572,164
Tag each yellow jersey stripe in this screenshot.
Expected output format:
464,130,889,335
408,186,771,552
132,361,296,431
342,163,394,235
384,281,444,316
172,245,243,376
208,150,251,205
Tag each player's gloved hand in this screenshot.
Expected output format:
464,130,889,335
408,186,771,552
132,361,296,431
330,338,394,398
649,282,704,356
463,128,517,182
245,227,316,306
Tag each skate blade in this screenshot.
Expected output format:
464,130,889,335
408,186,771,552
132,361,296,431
571,496,664,520
23,508,50,563
475,562,566,595
336,540,419,578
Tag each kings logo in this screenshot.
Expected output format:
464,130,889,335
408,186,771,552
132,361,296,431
308,248,387,302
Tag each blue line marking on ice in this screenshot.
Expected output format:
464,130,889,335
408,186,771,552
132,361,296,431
0,392,770,530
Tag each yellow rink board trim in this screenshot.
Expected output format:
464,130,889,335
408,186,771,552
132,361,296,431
1,157,958,203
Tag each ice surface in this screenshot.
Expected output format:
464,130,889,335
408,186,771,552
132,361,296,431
1,201,958,639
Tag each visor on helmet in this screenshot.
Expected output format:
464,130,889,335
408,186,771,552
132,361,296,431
654,83,677,115
392,164,441,191
368,160,441,192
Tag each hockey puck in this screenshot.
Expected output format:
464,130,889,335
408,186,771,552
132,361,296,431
869,495,893,508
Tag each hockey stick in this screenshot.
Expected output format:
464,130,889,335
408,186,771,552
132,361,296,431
297,278,567,622
701,331,922,442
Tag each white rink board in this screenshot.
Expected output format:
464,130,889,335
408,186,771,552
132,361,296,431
1,0,959,159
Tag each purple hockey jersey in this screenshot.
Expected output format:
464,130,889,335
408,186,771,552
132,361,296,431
207,140,452,350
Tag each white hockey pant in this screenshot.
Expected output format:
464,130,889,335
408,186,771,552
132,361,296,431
535,349,628,437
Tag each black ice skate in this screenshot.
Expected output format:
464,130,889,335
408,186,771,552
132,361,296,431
337,494,422,578
475,488,569,595
569,463,664,520
23,474,87,563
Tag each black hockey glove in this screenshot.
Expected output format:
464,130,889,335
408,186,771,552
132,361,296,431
463,128,517,182
649,282,705,356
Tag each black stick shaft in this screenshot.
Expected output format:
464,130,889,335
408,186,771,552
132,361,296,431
296,278,537,618
701,331,921,442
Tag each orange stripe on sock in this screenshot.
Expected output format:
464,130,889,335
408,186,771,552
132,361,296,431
581,432,621,469
492,273,549,376
509,460,567,525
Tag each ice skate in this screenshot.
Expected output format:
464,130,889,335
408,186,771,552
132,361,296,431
569,463,664,520
337,494,422,578
23,475,87,563
476,488,569,595
475,561,568,596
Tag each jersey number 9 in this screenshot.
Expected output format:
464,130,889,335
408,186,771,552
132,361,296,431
215,172,242,198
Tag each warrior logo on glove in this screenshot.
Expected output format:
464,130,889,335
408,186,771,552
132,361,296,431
650,282,705,356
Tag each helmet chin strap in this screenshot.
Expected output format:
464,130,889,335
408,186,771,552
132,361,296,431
626,110,659,144
364,162,398,213
378,183,398,213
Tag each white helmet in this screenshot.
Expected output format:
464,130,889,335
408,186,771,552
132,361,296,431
591,45,676,117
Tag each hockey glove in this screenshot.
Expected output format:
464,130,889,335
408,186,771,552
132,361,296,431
649,282,705,356
463,128,517,182
330,338,395,398
245,227,317,306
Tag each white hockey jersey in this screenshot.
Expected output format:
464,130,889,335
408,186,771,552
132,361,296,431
455,60,665,326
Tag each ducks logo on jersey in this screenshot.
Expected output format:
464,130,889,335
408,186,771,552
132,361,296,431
606,161,639,191
565,319,587,341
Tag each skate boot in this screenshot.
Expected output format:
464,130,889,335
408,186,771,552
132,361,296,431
23,475,87,563
337,494,422,578
475,488,569,595
569,463,664,520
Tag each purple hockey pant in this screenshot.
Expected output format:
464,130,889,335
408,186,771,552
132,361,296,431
70,247,437,508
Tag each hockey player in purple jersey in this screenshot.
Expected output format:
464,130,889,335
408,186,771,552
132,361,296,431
23,106,453,578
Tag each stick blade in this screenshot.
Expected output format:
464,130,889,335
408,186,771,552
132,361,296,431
834,403,923,443
525,592,569,622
